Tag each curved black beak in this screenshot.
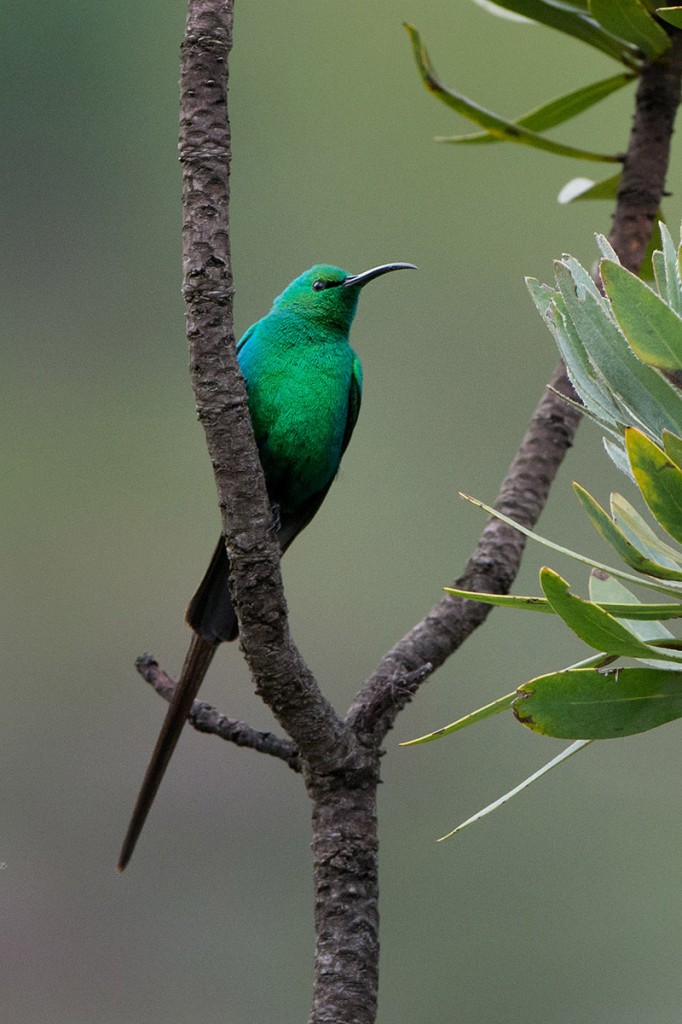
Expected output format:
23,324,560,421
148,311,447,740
343,262,417,288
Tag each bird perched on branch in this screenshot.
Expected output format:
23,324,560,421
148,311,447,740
118,260,416,871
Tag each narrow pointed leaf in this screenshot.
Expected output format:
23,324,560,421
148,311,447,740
460,492,682,596
527,280,627,429
585,573,679,618
405,24,621,161
439,740,591,839
590,0,671,57
400,692,516,746
626,428,682,543
662,429,682,468
573,483,682,578
610,492,682,569
588,572,676,654
654,222,682,314
604,437,633,477
556,261,682,438
467,0,640,63
451,75,633,145
558,172,620,203
514,666,682,738
601,259,682,370
443,587,554,612
656,7,682,29
595,233,621,262
472,0,533,21
445,583,682,619
540,567,660,656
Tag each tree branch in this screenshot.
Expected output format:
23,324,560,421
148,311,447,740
178,0,355,774
135,654,300,770
610,29,682,274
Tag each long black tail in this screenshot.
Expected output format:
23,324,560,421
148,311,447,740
118,513,321,871
117,633,217,871
185,538,239,643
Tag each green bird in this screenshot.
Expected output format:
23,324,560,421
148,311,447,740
118,260,416,871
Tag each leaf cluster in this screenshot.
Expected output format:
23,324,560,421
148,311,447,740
406,2,682,204
411,227,682,757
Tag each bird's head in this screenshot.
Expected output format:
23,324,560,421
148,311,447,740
271,263,416,331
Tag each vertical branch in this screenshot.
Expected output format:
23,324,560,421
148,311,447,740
609,29,682,273
180,1,234,373
179,0,346,759
308,781,380,1024
178,0,283,642
178,7,380,1021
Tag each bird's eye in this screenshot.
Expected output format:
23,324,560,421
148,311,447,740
312,279,327,291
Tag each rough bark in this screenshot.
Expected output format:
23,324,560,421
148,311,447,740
609,30,682,274
178,0,354,775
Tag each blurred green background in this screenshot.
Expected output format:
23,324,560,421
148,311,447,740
4,2,682,1021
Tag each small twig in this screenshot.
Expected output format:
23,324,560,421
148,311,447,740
135,654,300,770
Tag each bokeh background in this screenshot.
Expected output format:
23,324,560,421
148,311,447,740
4,2,682,1021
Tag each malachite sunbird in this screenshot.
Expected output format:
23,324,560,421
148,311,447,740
117,261,416,871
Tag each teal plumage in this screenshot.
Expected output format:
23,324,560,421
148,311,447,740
118,261,415,870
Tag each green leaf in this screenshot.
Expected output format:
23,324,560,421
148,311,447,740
445,583,682,619
555,261,682,439
468,1,640,63
590,0,671,58
400,692,516,746
540,567,661,656
588,571,676,654
662,429,682,468
654,222,682,315
460,492,682,596
610,492,682,569
604,437,634,477
450,75,634,145
404,24,622,161
514,666,682,738
530,293,612,426
443,587,554,612
527,281,626,431
626,427,682,544
472,0,533,21
439,739,592,839
573,483,682,578
601,259,682,370
657,7,682,29
595,233,620,262
558,172,621,203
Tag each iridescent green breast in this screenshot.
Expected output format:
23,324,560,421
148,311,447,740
238,311,361,511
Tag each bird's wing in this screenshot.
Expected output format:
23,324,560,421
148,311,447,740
278,361,362,550
236,320,257,356
341,355,362,455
